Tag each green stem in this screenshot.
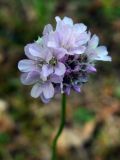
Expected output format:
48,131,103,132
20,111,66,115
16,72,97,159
51,93,66,160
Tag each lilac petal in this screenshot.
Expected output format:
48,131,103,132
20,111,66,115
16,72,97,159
40,94,51,103
70,46,86,55
63,17,73,26
24,44,37,60
88,34,99,49
47,32,59,48
60,26,72,46
54,48,66,59
47,41,58,48
42,64,53,77
73,23,87,33
45,51,53,63
54,62,66,76
43,24,53,35
76,32,89,46
64,86,71,95
73,85,81,93
50,74,63,83
18,59,36,72
20,71,40,85
29,43,44,58
87,65,97,73
31,83,43,98
43,82,54,99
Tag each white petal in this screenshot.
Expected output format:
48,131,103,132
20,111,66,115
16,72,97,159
42,64,53,77
31,83,43,98
54,62,66,76
43,24,53,35
18,59,36,72
88,34,99,49
43,83,54,99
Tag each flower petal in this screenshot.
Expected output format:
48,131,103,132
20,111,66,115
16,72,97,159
64,86,71,95
87,65,97,73
69,46,86,55
42,64,54,77
76,32,90,46
29,43,45,58
43,82,54,99
73,85,81,93
24,44,37,60
31,83,43,98
18,59,36,72
94,46,112,61
50,74,63,83
20,71,40,85
54,62,66,76
54,48,66,59
95,46,108,56
95,55,112,61
73,23,87,33
43,24,53,35
88,34,99,49
45,50,53,63
40,94,51,103
55,16,61,23
63,17,73,26
47,32,59,48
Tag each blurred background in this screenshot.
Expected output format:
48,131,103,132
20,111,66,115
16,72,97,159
0,0,120,160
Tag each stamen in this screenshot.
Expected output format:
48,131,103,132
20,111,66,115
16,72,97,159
49,57,57,66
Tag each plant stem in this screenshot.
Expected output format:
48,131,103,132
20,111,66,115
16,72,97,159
51,93,66,160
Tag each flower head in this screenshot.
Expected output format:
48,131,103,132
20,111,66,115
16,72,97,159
18,16,112,103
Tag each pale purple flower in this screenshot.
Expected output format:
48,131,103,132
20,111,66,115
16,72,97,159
41,48,66,77
30,77,54,102
18,16,112,103
46,16,90,55
85,34,112,62
30,73,63,103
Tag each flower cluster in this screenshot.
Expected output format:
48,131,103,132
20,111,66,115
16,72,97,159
18,16,112,103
